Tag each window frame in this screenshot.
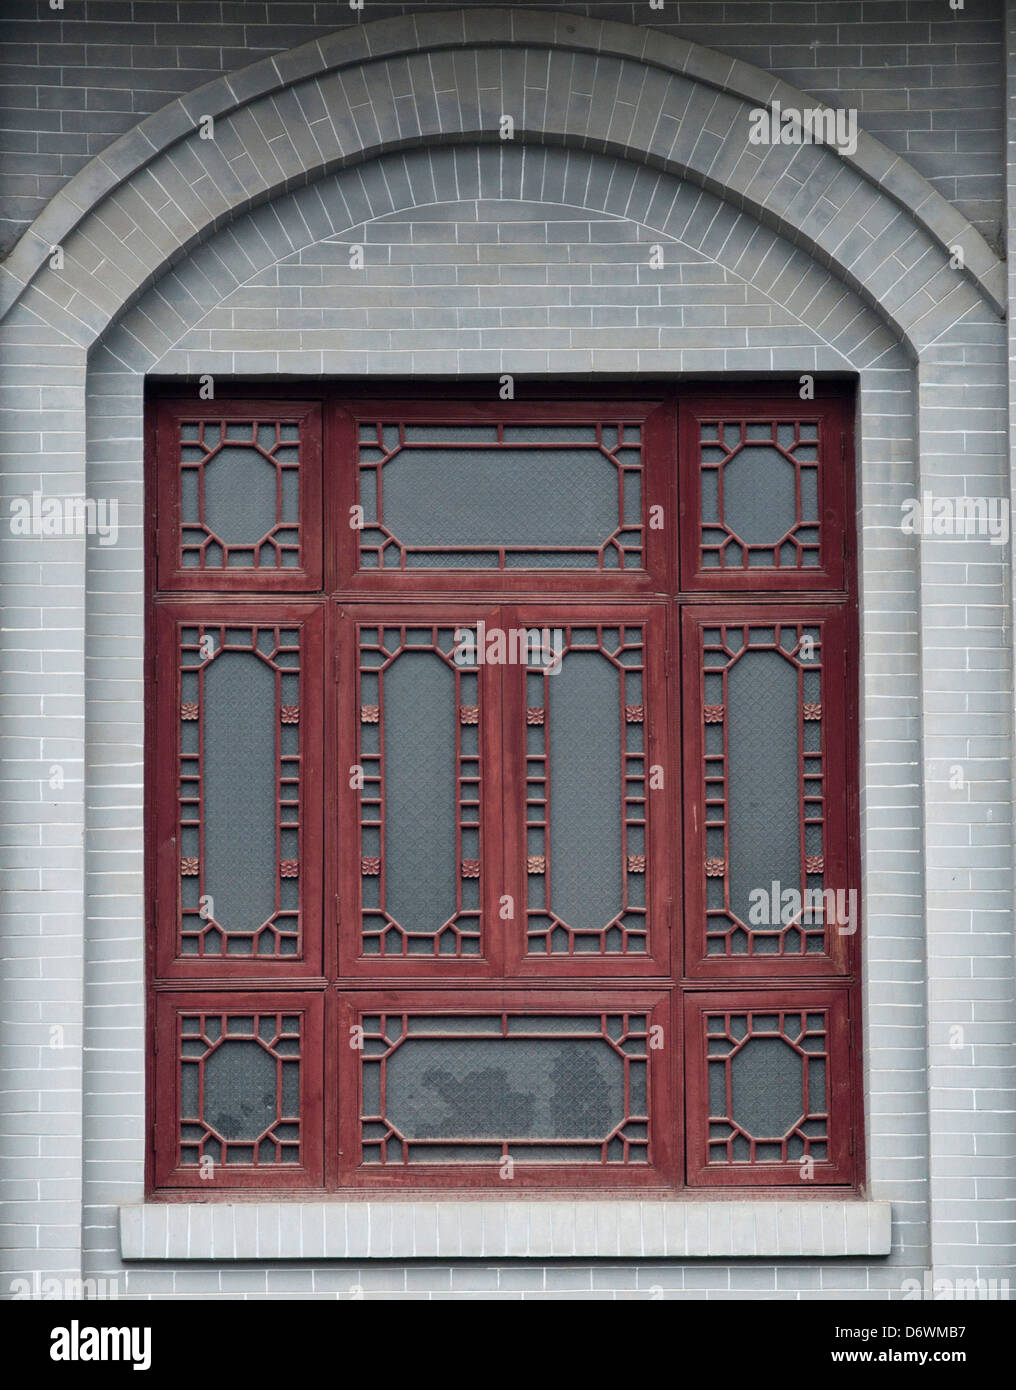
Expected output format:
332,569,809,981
331,601,507,981
682,988,856,1187
680,602,856,979
152,990,325,1192
145,379,862,1200
332,990,674,1191
500,601,673,978
154,397,323,592
678,392,851,593
330,397,676,595
152,600,325,981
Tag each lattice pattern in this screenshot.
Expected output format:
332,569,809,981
178,624,302,957
178,1011,301,1167
525,624,648,955
359,1012,650,1164
700,622,827,957
698,419,821,570
357,420,644,570
178,419,302,570
358,625,482,956
705,1009,829,1165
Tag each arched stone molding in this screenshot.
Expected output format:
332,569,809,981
0,8,1003,346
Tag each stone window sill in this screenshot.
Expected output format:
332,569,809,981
120,1200,891,1260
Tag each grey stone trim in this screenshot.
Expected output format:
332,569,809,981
97,148,901,380
0,7,1002,324
119,1201,893,1262
68,165,939,1299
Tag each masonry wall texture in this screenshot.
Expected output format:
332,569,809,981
1,1,1014,1300
0,0,1006,255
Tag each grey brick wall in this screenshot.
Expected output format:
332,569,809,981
0,2,1013,1300
82,148,925,1299
0,0,1005,257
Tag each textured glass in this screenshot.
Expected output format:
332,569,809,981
200,445,277,545
700,420,823,569
808,1056,827,1112
727,650,801,922
701,468,720,523
381,445,617,546
281,468,299,523
178,420,301,570
800,466,819,522
203,651,275,936
181,468,199,522
407,1015,505,1035
729,1036,804,1136
422,549,597,570
384,1036,624,1143
383,650,456,936
201,1039,277,1142
548,651,622,932
180,1058,199,1116
722,445,798,545
359,422,644,569
280,1059,299,1117
403,425,499,444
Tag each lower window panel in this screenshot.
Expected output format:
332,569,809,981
338,992,672,1187
152,990,857,1192
684,989,853,1186
153,992,324,1191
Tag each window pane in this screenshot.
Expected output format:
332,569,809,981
697,417,822,570
359,1012,650,1164
178,1011,302,1167
526,624,648,955
357,419,644,570
548,651,622,925
727,648,801,923
700,621,828,957
705,1008,829,1166
203,651,276,934
179,624,302,957
359,625,482,956
178,418,302,570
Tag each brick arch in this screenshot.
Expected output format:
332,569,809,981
97,145,905,378
0,7,1002,352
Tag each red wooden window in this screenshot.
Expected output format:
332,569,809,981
152,992,324,1191
334,992,673,1189
683,991,854,1186
147,384,859,1196
154,399,323,591
678,394,851,592
151,603,323,979
332,399,673,593
681,606,853,977
335,606,504,975
502,604,671,977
